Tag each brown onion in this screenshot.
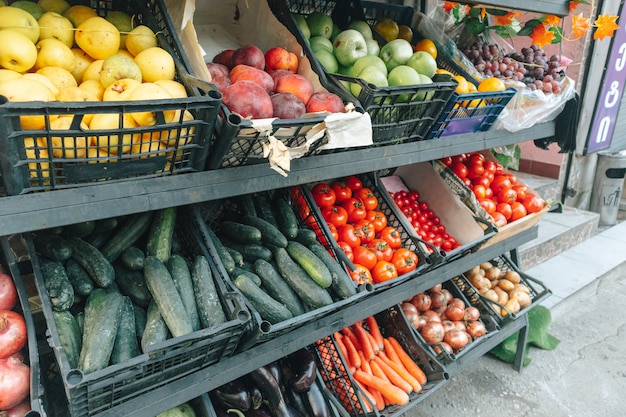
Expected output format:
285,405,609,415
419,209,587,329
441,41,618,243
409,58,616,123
429,291,447,310
433,341,453,356
445,304,465,321
421,321,445,343
444,329,470,350
410,293,431,312
401,302,420,329
463,306,480,322
421,310,441,323
467,321,487,338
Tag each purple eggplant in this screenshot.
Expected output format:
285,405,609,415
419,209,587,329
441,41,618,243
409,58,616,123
286,348,317,392
212,378,252,411
249,366,291,417
303,382,331,417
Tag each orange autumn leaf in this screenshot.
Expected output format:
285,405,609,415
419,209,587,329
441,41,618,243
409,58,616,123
572,13,591,39
494,11,521,26
544,15,562,26
529,24,556,49
594,14,620,40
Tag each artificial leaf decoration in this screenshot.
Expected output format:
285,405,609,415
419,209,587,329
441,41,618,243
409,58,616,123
544,15,562,27
529,24,556,49
594,14,620,40
443,1,458,13
493,11,521,26
572,13,591,39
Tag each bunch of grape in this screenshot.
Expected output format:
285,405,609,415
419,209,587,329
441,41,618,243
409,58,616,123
461,43,564,94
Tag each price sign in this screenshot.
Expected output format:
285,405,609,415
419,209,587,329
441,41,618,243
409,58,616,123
586,1,626,154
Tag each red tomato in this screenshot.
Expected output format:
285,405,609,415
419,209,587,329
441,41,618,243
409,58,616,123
451,162,468,179
441,156,453,166
472,184,487,201
353,219,376,244
344,175,363,191
311,183,336,207
341,197,367,223
522,194,544,214
497,187,517,205
365,210,387,233
355,187,379,211
336,224,361,248
490,175,513,194
321,205,348,227
331,181,352,203
463,177,472,187
483,160,497,174
513,184,529,201
494,162,505,175
337,241,354,262
380,226,402,249
510,201,528,221
350,263,372,285
451,153,467,164
484,186,494,200
371,260,399,283
505,173,519,185
480,198,497,215
467,162,485,179
367,238,394,262
391,248,419,275
472,175,490,188
496,202,512,220
468,152,485,165
327,222,339,241
352,245,378,270
491,211,508,227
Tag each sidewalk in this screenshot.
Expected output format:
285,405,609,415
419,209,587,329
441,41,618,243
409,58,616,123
404,221,626,417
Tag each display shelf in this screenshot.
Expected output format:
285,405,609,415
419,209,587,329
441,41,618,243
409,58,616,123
89,227,537,417
442,0,570,16
0,121,555,236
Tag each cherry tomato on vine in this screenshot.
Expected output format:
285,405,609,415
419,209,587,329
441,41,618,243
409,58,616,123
350,263,372,285
365,210,387,233
311,183,336,208
380,226,402,249
371,260,398,283
352,245,378,270
336,224,361,248
331,181,352,203
344,175,363,191
341,197,367,223
391,248,419,275
355,187,379,211
321,205,348,227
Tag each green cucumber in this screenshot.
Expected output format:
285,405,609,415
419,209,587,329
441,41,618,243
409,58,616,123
253,259,305,317
285,241,333,289
75,311,85,335
253,194,279,227
114,262,152,308
84,230,114,249
191,255,227,329
226,247,244,267
33,233,73,262
52,310,82,370
141,299,170,353
205,226,236,274
240,215,288,248
273,247,333,309
100,211,153,262
308,242,356,299
63,220,96,238
68,237,115,288
93,217,119,233
132,302,147,338
222,239,272,263
146,207,177,264
120,246,145,271
233,273,293,324
167,254,200,332
274,196,299,240
143,256,193,338
110,296,140,365
79,290,124,374
294,228,319,246
40,259,75,311
65,258,95,297
234,194,257,217
219,221,262,244
231,266,262,286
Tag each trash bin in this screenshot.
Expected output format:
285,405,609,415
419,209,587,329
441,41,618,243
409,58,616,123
590,150,626,226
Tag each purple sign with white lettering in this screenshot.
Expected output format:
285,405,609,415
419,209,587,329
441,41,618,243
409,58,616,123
586,3,626,154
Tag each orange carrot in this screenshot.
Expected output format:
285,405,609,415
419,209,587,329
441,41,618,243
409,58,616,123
334,332,351,368
366,315,384,350
365,329,381,356
378,350,422,393
353,323,375,362
353,379,376,412
357,352,386,411
388,336,427,386
369,355,391,383
372,355,413,394
342,332,362,369
342,326,363,351
353,369,410,406
383,338,401,363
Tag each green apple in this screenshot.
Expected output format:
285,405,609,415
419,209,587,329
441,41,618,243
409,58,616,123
331,23,341,41
351,65,387,98
348,20,373,40
379,38,414,72
306,11,333,39
387,65,421,102
416,73,434,101
293,14,310,40
309,36,334,54
365,38,380,56
10,1,45,19
105,10,132,48
314,48,338,73
406,51,438,78
333,29,367,67
351,55,387,78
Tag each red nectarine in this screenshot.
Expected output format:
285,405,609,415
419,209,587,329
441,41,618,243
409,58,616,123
265,47,298,74
206,62,231,93
274,73,313,105
223,80,273,119
271,92,306,119
232,45,265,70
213,49,235,69
306,91,345,113
230,65,274,93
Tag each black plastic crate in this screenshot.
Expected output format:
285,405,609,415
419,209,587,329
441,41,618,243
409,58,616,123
0,0,225,195
187,188,371,349
26,214,250,417
1,236,44,417
453,255,552,325
361,1,416,27
314,309,447,417
298,173,445,291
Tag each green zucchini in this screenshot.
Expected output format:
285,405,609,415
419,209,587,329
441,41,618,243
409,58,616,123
120,246,145,271
52,310,82,370
274,197,299,240
273,247,333,309
285,241,333,289
143,256,193,338
146,207,177,264
114,262,152,308
167,254,200,332
100,211,153,262
205,226,236,274
63,220,96,238
230,266,262,286
132,302,147,338
253,259,305,317
221,239,272,263
67,237,115,288
240,215,288,248
33,233,73,262
233,273,293,324
253,194,279,227
65,258,95,297
110,296,140,365
40,259,75,311
308,242,356,299
234,194,257,217
294,228,319,246
78,290,124,374
191,255,227,329
226,247,244,267
141,299,170,353
219,221,262,244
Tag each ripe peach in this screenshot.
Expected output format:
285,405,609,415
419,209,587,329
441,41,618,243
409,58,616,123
273,73,313,105
222,80,273,119
205,62,231,92
271,92,306,119
212,49,235,69
232,45,265,70
306,92,345,113
271,69,294,87
230,65,274,93
265,47,298,74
